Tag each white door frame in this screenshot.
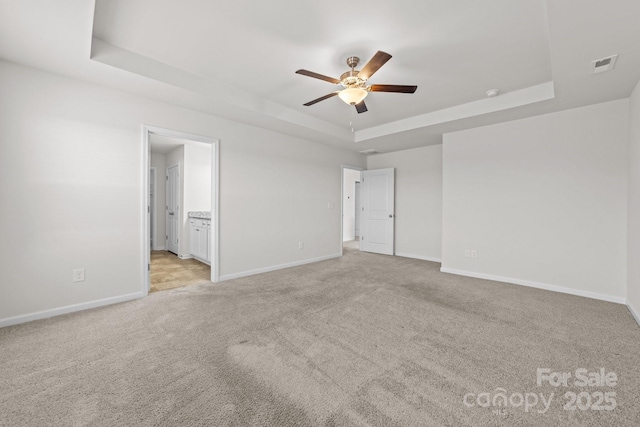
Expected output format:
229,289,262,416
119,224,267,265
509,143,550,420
341,164,364,256
142,125,220,297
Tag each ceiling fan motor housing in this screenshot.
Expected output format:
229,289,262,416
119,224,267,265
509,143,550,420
346,56,360,68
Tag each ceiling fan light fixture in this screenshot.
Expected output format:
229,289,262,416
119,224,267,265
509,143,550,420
338,87,368,105
297,51,417,111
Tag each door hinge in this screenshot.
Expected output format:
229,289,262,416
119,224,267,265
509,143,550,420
147,206,150,213
166,175,168,180
148,264,150,271
177,238,179,243
166,235,168,240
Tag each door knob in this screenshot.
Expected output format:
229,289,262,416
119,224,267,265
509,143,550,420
389,214,393,218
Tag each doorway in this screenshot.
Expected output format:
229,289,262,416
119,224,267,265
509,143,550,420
342,166,396,256
142,125,219,297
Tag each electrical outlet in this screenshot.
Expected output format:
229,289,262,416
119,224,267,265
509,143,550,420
73,268,85,282
298,241,304,250
471,250,478,259
327,202,335,209
464,249,471,258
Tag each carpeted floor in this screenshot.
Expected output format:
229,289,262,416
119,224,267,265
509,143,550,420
1,248,639,426
343,238,360,250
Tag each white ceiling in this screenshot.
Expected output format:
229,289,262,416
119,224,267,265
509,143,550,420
149,134,198,155
1,1,640,154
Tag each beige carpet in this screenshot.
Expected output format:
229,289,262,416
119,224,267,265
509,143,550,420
343,238,360,250
1,248,639,426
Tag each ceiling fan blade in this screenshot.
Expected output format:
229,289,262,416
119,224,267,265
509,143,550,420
358,51,392,80
303,92,339,106
355,101,368,114
369,84,418,93
295,69,340,84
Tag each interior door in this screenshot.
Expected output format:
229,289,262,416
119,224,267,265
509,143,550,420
166,164,180,255
361,168,394,255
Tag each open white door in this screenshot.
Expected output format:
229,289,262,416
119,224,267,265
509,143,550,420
166,164,180,255
361,168,394,255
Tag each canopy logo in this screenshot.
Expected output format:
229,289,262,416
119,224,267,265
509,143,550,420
463,368,618,416
463,389,554,414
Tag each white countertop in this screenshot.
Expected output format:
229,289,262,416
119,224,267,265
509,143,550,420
188,211,211,219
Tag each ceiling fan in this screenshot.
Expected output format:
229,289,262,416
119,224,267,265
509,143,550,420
296,51,417,114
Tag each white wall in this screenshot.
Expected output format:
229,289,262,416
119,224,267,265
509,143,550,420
442,99,629,302
628,80,640,323
184,143,212,212
183,142,212,257
368,145,443,262
343,168,360,241
150,152,166,250
166,146,184,175
0,60,365,325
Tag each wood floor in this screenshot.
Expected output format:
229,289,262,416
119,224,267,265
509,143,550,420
150,250,211,293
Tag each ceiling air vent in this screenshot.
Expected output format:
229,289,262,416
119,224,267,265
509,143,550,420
359,149,380,155
589,54,618,75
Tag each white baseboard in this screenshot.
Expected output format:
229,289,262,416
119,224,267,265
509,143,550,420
220,253,342,281
628,303,640,326
440,267,626,305
0,292,144,328
191,255,210,266
152,245,165,251
395,252,442,263
178,254,193,260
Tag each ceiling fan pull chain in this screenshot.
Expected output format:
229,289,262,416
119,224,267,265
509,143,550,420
350,105,355,133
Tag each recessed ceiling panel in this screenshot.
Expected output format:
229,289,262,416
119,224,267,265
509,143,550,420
93,0,552,131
